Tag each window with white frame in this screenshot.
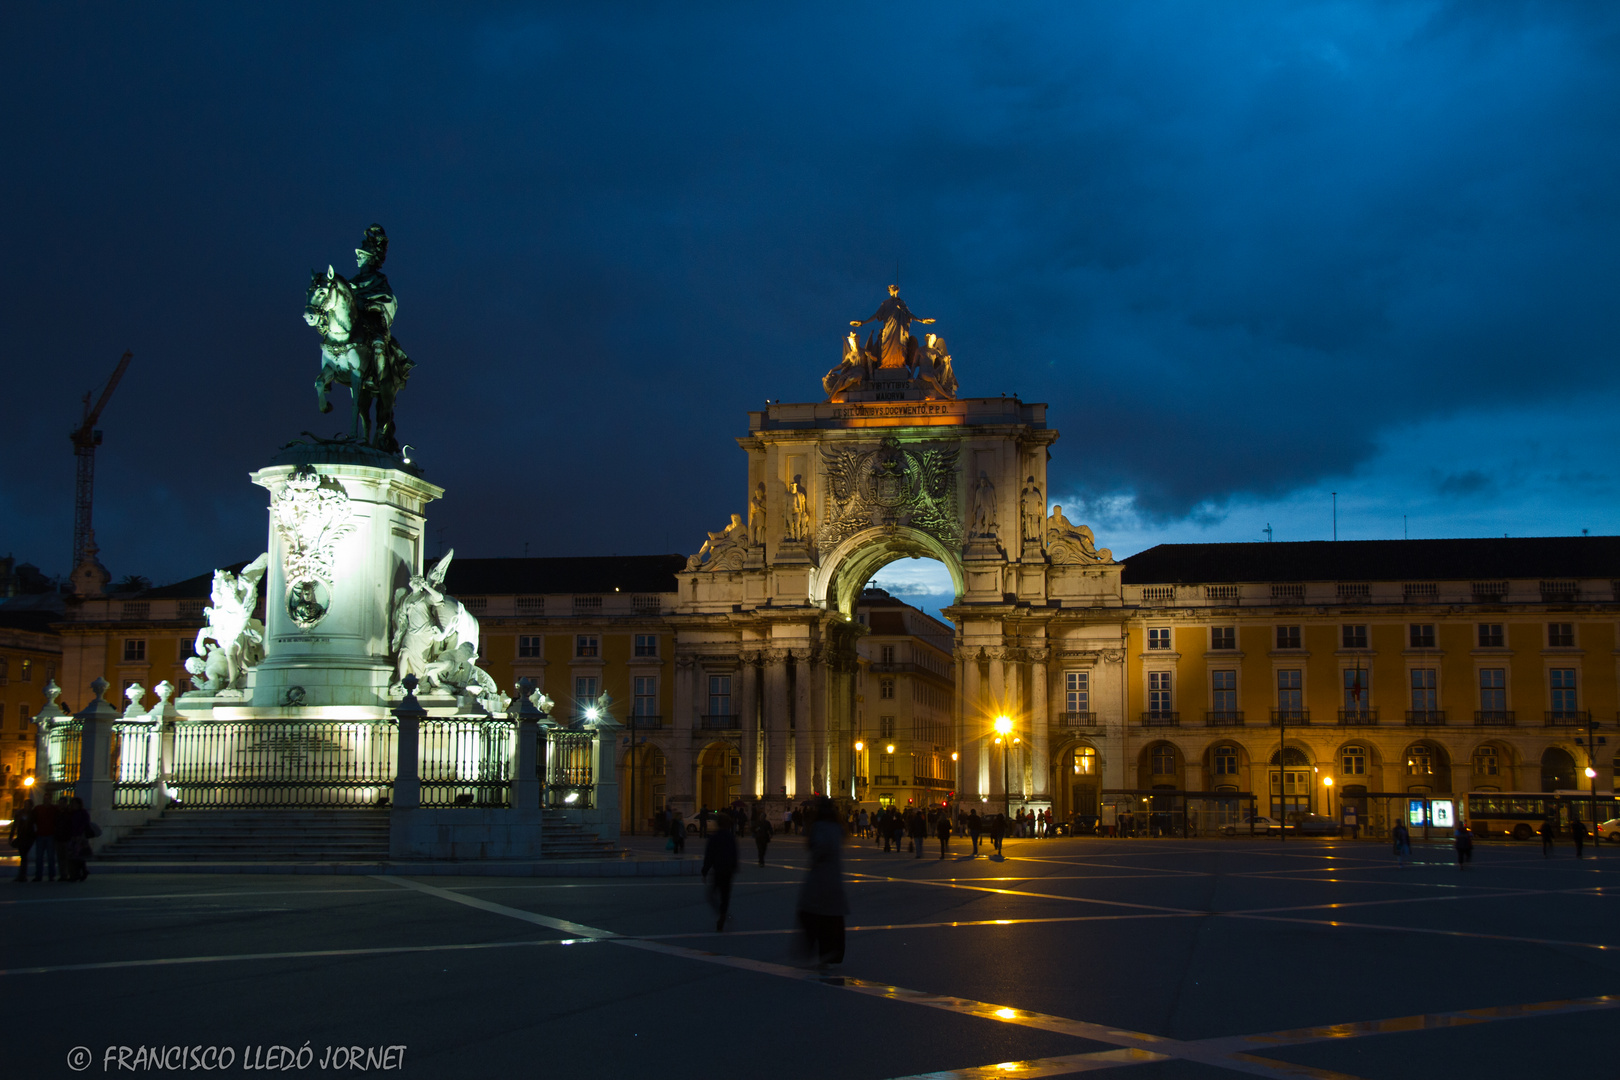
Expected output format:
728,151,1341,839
1065,671,1089,714
1548,623,1575,648
575,634,599,659
880,645,895,664
1210,626,1236,650
1406,744,1434,776
1213,744,1239,775
633,634,658,657
1478,623,1504,648
1341,745,1366,775
1341,624,1368,649
122,639,146,662
1409,624,1435,648
880,678,895,699
1342,667,1370,711
1479,668,1506,714
1410,668,1437,713
517,635,542,658
1474,746,1500,776
707,675,732,718
574,676,599,718
1276,625,1301,650
632,675,657,717
1276,670,1302,714
1211,670,1236,714
1147,627,1172,650
879,715,895,738
1148,671,1173,714
1150,744,1176,774
1550,668,1578,714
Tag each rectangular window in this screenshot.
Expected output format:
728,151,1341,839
1480,668,1506,713
879,716,895,738
1213,746,1238,775
1211,670,1237,713
1548,623,1575,648
517,635,542,658
1148,671,1173,713
1276,625,1301,650
632,675,657,717
1550,668,1577,713
1478,624,1504,648
1277,670,1302,713
1210,626,1236,651
1474,747,1499,776
122,639,146,662
1147,627,1172,650
1410,668,1437,711
19,704,32,733
1341,625,1368,649
574,676,599,717
880,645,895,664
575,634,599,659
19,658,33,682
1151,744,1176,774
1342,667,1370,710
1065,670,1089,713
633,633,658,657
879,678,895,699
1409,624,1435,648
707,674,732,718
1341,745,1366,775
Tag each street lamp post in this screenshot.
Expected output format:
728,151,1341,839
1584,715,1602,857
994,716,1013,817
853,740,863,802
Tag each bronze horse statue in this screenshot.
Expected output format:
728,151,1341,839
303,266,412,452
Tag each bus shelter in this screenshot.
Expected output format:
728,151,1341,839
1098,789,1259,838
1348,793,1460,842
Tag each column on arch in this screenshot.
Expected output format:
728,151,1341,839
671,655,697,814
763,649,789,800
792,651,812,799
809,649,828,796
961,649,985,803
987,649,1007,804
1031,647,1050,802
739,651,760,799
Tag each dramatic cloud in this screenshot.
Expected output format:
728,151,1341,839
3,2,1617,585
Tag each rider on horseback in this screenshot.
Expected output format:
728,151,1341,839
352,224,397,383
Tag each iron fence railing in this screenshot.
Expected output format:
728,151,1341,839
419,718,515,808
1337,709,1378,725
110,721,160,810
544,730,595,808
1475,710,1516,726
169,719,397,808
1205,711,1244,726
42,720,82,802
1059,711,1098,726
1405,710,1447,726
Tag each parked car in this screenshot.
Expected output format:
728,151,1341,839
1266,812,1340,837
1220,816,1280,836
1596,818,1620,843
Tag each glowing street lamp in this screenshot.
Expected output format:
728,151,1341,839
994,715,1014,817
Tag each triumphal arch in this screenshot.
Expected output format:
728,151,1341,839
672,286,1126,813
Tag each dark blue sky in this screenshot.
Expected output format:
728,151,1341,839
4,2,1618,593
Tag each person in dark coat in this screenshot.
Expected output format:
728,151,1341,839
935,811,953,859
751,812,774,866
701,814,740,931
967,809,982,855
797,798,849,969
908,810,927,859
1540,815,1556,858
31,796,58,882
669,810,686,854
64,797,91,882
1391,821,1411,869
1572,817,1588,859
989,813,1006,856
1454,823,1473,868
9,799,35,882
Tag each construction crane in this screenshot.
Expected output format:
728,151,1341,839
69,351,134,573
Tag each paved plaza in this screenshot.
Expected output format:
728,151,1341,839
3,835,1615,1079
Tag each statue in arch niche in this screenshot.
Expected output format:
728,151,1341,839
1020,476,1044,546
786,475,811,542
971,472,998,538
748,482,767,546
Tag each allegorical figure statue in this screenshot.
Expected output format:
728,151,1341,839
304,223,415,453
688,513,748,571
1048,505,1114,564
787,475,811,542
391,550,490,696
851,284,935,370
971,471,998,537
1020,476,1044,546
186,554,270,693
749,481,768,546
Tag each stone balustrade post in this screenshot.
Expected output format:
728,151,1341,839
75,677,119,829
589,713,623,839
391,674,424,810
512,677,543,811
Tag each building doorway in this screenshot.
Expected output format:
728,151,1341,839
1057,744,1099,828
698,742,741,812
1541,747,1576,793
621,743,667,832
1269,746,1312,820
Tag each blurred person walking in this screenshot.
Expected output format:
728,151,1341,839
751,812,774,867
967,809,982,855
908,809,926,858
702,813,739,931
1454,822,1473,868
9,799,35,882
989,812,1006,856
31,795,58,882
1572,817,1588,859
1392,820,1411,869
1541,814,1556,858
796,799,849,970
935,811,952,859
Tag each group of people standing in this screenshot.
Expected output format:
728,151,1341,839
7,795,96,882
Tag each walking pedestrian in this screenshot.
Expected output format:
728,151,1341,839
1454,822,1473,868
1540,814,1556,858
751,812,774,866
31,795,58,882
936,811,952,859
909,810,927,859
796,798,849,970
64,796,92,882
702,814,739,931
783,807,794,836
8,799,35,882
1392,820,1411,869
1572,817,1588,860
989,812,1006,856
669,810,686,854
967,809,982,854
856,808,869,839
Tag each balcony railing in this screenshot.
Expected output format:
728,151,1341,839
874,774,901,785
1474,710,1516,727
1545,710,1589,727
1204,711,1244,726
1140,711,1180,727
1059,711,1097,726
625,714,663,730
1406,710,1447,726
699,714,740,730
1269,710,1310,726
1337,709,1378,725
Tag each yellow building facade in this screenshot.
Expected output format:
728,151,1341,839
0,611,61,803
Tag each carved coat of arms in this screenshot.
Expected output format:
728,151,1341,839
270,466,357,628
817,437,960,550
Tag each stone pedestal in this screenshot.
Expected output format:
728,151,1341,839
245,444,443,713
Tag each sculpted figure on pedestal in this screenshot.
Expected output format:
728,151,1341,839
688,513,749,572
303,223,415,452
1047,505,1114,564
916,334,958,398
1020,477,1044,546
822,332,873,399
851,284,935,370
787,475,811,542
186,554,269,693
971,472,998,538
749,482,768,546
391,549,487,694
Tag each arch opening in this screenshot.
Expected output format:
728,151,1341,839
814,526,966,621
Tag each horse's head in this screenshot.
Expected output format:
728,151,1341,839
304,265,353,335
